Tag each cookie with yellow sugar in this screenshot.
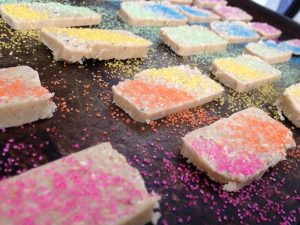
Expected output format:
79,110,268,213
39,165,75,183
0,2,101,30
211,55,281,92
40,27,152,63
112,65,224,123
0,66,56,128
181,107,295,192
282,83,300,127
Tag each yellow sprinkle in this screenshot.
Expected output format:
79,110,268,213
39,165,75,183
148,67,222,91
45,28,151,45
214,58,266,81
2,4,48,20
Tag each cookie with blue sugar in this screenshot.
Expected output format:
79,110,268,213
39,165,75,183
211,55,281,92
279,39,300,55
177,5,220,23
245,40,292,64
119,1,187,26
210,21,260,43
160,25,227,56
0,2,101,30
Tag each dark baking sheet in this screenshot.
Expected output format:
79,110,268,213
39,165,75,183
0,0,300,224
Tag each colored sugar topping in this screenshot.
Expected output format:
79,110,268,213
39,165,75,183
162,26,225,45
45,28,151,45
178,5,209,17
215,6,250,19
287,84,300,101
246,41,287,56
143,67,223,93
279,39,300,55
122,2,185,20
0,156,148,224
213,58,267,81
2,4,48,20
250,22,281,35
190,137,265,176
212,22,257,38
116,80,195,111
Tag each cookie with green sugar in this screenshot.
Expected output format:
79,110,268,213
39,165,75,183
160,25,228,56
0,2,101,30
211,55,281,92
119,1,187,26
245,41,292,64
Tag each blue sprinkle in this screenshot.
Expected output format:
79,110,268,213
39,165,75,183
279,42,300,55
148,4,186,19
264,40,279,49
226,24,257,37
178,5,209,17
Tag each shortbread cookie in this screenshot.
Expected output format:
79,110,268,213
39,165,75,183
160,25,227,56
194,0,227,9
119,1,187,26
210,21,260,43
211,55,281,92
0,66,56,128
248,22,282,40
0,2,101,30
0,142,160,225
181,107,295,192
169,0,193,5
279,39,300,55
245,41,292,64
177,5,220,23
113,65,224,123
282,83,300,127
40,27,152,63
213,6,252,22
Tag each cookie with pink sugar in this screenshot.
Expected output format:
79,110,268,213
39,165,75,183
248,22,282,39
181,107,295,192
0,142,160,225
213,5,252,22
194,0,227,9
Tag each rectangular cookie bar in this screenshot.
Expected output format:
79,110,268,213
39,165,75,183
245,41,292,64
119,1,187,26
0,2,101,30
0,142,160,225
0,66,56,128
113,65,224,123
211,55,281,92
248,22,282,40
210,21,260,43
177,5,220,23
213,6,253,22
160,25,227,56
40,27,152,63
181,107,295,192
194,0,227,9
282,83,300,127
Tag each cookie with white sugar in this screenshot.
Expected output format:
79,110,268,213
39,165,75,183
160,25,227,56
213,6,252,22
40,27,152,63
0,66,56,128
181,107,295,192
279,39,300,55
0,142,160,225
211,55,281,92
177,5,220,23
0,2,101,30
282,83,300,127
248,22,282,39
112,65,224,123
194,0,227,9
210,21,260,43
245,41,292,64
119,1,187,26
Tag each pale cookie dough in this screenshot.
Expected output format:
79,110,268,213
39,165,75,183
194,0,227,9
181,107,295,192
282,83,300,127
